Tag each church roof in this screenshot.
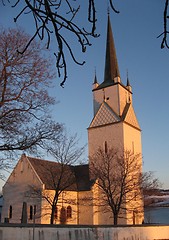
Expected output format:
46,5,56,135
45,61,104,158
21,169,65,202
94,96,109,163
90,101,120,128
27,156,93,191
96,15,120,90
121,103,141,130
89,101,140,130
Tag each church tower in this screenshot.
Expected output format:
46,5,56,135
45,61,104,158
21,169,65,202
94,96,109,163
88,15,143,224
88,14,142,160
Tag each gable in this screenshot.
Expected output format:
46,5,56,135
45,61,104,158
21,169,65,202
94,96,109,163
89,101,120,128
3,154,43,190
122,103,140,130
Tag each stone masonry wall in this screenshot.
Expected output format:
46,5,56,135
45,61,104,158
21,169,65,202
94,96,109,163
0,224,169,240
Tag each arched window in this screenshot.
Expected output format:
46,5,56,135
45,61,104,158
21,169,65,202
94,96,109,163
60,207,66,224
54,206,58,219
9,205,12,219
30,205,33,220
67,206,72,218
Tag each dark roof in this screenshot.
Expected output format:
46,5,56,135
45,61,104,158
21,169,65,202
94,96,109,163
73,164,93,191
103,15,120,86
27,156,93,191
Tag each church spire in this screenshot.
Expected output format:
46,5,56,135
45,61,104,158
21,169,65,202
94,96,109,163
93,68,99,89
104,14,120,84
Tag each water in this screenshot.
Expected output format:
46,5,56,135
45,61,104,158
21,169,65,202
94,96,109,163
144,207,169,224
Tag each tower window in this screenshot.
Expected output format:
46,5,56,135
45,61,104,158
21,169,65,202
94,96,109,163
9,205,12,219
67,206,72,218
60,207,66,224
104,141,108,153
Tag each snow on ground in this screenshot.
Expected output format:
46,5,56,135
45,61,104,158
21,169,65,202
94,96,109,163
145,194,169,207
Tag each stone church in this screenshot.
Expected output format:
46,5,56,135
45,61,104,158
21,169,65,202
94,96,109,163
1,15,144,225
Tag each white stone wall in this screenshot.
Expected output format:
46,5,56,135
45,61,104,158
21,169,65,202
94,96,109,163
123,122,142,154
88,122,124,157
1,155,43,224
40,190,79,224
77,191,93,225
0,224,169,240
93,83,132,118
93,84,120,116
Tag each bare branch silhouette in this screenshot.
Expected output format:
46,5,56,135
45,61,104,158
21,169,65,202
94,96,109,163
2,0,119,86
157,0,169,49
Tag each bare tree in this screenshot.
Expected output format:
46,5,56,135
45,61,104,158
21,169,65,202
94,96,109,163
142,171,162,208
28,131,86,224
90,147,143,225
0,28,63,162
2,1,168,86
1,0,119,87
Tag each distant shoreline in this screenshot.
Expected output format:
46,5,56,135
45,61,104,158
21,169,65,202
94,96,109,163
145,205,169,209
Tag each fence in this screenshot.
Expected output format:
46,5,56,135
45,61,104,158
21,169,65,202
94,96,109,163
0,223,169,240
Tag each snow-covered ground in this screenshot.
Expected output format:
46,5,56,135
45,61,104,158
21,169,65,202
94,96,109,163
145,190,169,207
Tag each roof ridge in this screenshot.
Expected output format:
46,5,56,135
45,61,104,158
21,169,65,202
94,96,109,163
27,156,63,166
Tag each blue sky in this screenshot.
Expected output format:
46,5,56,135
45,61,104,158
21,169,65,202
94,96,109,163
1,1,169,189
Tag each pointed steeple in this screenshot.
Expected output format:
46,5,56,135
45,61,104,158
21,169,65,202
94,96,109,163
126,77,130,87
126,70,132,92
126,70,130,86
93,68,99,89
93,69,98,84
104,14,120,85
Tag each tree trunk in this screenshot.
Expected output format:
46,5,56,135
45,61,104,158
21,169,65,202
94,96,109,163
50,205,55,224
114,213,118,225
